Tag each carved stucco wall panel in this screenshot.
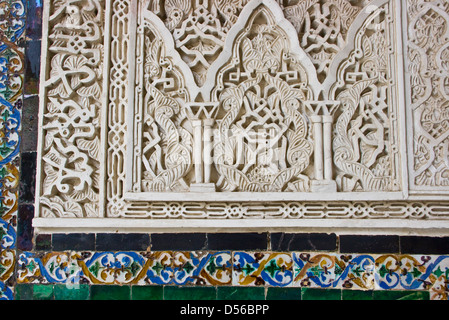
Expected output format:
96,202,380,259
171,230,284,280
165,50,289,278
405,0,449,192
33,0,449,234
36,0,105,218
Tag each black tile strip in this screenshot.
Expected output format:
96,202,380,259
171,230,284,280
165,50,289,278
19,152,37,204
339,235,399,253
400,236,449,254
271,233,337,251
96,233,150,251
150,233,207,251
52,233,95,251
34,234,52,251
207,233,268,250
17,204,34,251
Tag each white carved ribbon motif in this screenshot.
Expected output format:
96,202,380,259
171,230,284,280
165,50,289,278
213,8,313,192
36,0,449,221
330,3,399,192
137,27,193,192
151,0,249,86
127,0,399,192
408,0,449,188
39,0,103,217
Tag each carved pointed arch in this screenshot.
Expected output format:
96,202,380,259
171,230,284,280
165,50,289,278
211,3,315,192
206,0,321,101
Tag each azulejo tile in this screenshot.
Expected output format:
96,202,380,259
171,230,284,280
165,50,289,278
427,256,449,300
17,252,72,284
201,251,232,286
0,249,15,282
374,254,402,290
172,252,213,285
334,254,375,290
172,251,232,286
0,249,15,300
147,251,232,286
145,251,175,285
11,250,447,301
74,251,116,284
113,251,149,285
233,252,293,286
292,253,335,288
398,255,434,290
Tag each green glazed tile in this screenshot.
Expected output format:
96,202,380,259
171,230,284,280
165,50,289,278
373,290,430,300
132,286,164,300
164,286,216,300
301,288,341,300
54,284,90,300
91,285,131,300
266,287,301,300
342,290,373,300
33,285,54,300
15,284,33,300
217,287,265,300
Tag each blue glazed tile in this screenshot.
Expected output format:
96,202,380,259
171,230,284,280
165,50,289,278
114,251,148,285
172,251,232,286
398,255,434,290
374,255,402,290
17,251,72,284
145,251,174,285
292,253,335,288
334,254,375,290
233,252,293,287
74,251,116,284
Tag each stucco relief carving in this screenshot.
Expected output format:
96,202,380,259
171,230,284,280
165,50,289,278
37,0,104,218
34,0,449,226
127,0,401,198
406,0,449,190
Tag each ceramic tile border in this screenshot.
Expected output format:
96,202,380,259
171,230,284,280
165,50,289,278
3,0,449,302
14,250,449,300
0,0,26,300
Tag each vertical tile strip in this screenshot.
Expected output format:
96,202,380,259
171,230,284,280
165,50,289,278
0,0,26,300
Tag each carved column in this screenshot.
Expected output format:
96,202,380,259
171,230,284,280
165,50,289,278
323,115,333,181
192,120,204,184
305,101,339,192
186,103,218,192
311,115,324,181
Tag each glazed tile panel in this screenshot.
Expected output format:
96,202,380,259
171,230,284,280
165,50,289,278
0,0,26,300
17,251,233,286
16,251,449,300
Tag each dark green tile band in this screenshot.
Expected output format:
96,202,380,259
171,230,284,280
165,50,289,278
216,287,265,300
164,286,217,300
14,284,433,300
91,285,131,300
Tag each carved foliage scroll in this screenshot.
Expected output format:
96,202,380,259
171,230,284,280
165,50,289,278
128,0,402,196
36,0,449,221
38,0,104,217
331,3,401,192
407,0,449,189
212,6,313,192
133,23,193,192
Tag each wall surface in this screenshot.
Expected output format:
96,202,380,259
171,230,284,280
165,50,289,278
1,0,449,302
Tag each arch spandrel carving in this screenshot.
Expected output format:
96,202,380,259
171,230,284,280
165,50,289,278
125,0,403,200
32,0,449,232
